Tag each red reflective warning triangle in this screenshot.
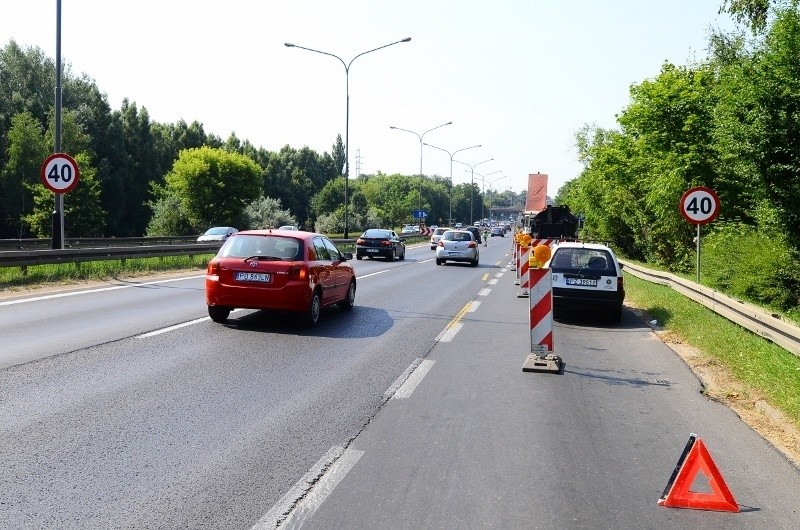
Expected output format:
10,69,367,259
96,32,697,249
658,435,739,512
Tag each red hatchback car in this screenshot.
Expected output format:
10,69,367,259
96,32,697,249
205,230,356,326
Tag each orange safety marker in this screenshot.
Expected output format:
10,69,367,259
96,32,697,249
658,434,739,512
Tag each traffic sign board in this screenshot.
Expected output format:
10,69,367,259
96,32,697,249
680,186,720,225
40,153,80,194
413,209,428,219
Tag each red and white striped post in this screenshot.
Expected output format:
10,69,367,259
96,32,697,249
522,244,563,374
517,246,531,297
528,267,553,352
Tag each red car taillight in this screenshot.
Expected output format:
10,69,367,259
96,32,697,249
289,264,308,281
207,260,220,275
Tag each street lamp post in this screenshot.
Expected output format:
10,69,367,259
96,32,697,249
469,170,502,223
483,174,507,221
423,142,481,225
285,37,411,238
390,121,452,227
453,158,493,225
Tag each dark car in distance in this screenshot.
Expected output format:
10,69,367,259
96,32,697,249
356,229,406,261
464,225,482,244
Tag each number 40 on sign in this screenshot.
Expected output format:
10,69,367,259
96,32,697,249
40,153,80,194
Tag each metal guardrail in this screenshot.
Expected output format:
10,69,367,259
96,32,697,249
621,260,800,358
0,235,427,271
0,236,199,250
0,244,223,270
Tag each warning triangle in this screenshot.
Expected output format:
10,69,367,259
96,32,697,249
658,436,739,512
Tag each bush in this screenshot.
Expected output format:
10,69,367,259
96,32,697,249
703,222,800,311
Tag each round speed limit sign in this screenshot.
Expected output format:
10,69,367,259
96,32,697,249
680,186,720,225
40,153,80,194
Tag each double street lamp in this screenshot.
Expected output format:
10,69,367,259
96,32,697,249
390,121,452,226
285,37,411,238
423,142,481,225
453,158,493,225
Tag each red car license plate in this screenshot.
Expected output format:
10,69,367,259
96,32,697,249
235,272,271,283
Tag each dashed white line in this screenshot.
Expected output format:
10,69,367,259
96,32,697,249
252,446,363,530
391,359,436,399
478,288,492,296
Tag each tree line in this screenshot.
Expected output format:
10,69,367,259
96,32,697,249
0,40,522,240
556,3,800,314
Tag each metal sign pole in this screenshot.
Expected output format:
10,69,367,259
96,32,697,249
52,0,64,249
696,223,701,283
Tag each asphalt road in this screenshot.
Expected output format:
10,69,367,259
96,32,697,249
1,236,798,529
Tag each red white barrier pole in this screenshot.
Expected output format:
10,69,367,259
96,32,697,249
528,267,553,352
522,244,563,374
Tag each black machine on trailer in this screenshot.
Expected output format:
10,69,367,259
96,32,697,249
522,205,580,239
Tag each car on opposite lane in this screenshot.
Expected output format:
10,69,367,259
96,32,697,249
435,229,479,266
197,226,238,242
545,241,625,322
205,229,355,326
356,229,406,261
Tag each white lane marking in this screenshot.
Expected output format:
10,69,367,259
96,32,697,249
253,446,363,530
0,275,205,306
416,258,435,263
488,279,498,285
384,359,423,400
435,322,463,343
495,272,504,277
137,317,209,338
478,288,492,296
357,270,390,279
392,359,435,399
467,301,480,312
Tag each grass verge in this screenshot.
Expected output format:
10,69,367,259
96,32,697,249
624,273,800,433
0,254,214,292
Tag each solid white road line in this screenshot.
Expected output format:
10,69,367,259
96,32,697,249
0,275,205,306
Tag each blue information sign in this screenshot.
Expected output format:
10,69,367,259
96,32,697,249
413,209,428,219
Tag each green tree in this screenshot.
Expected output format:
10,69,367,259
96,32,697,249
1,112,49,237
748,8,800,249
162,146,262,230
242,196,298,229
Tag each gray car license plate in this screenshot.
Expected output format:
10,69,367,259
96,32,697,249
566,277,597,286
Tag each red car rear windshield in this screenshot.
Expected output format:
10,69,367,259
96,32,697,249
220,235,302,260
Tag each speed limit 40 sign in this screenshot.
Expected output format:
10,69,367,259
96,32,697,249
680,186,720,225
40,153,80,194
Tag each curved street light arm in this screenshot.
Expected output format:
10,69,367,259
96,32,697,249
348,37,412,70
286,38,411,238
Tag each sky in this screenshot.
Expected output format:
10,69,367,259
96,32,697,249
1,1,737,199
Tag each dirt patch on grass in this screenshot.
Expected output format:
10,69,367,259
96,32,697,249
628,304,800,468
